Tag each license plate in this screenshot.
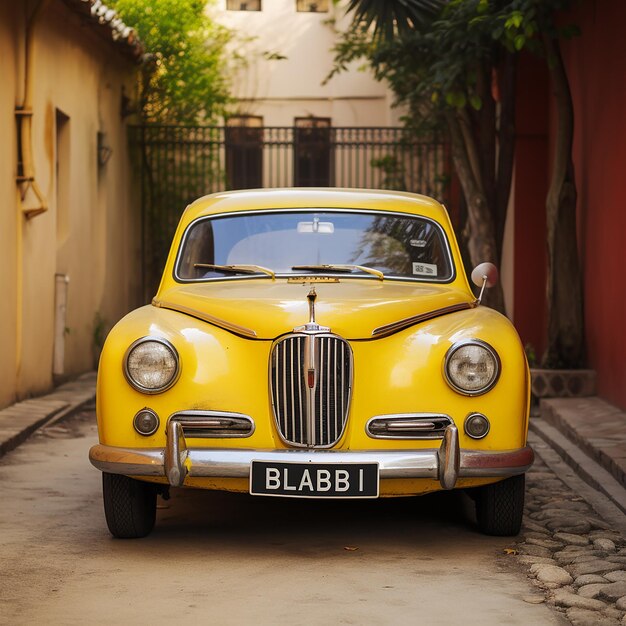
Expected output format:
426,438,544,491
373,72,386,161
250,461,379,498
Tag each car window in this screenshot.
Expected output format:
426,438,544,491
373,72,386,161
176,210,454,282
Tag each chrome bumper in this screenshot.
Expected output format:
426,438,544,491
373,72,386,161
89,423,533,491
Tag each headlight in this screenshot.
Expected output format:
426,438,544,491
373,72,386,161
444,340,500,395
124,337,180,393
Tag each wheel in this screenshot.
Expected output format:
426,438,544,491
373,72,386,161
474,474,525,536
102,472,157,538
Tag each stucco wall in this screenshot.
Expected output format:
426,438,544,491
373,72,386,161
0,2,141,407
0,4,20,408
214,0,397,126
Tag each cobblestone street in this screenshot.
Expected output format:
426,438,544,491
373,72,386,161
516,436,626,625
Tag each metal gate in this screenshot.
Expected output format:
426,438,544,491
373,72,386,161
130,125,451,299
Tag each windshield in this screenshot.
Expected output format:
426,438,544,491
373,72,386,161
175,210,454,282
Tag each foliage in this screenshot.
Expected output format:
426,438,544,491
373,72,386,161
336,0,584,366
110,0,231,122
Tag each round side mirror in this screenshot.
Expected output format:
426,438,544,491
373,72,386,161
471,262,499,288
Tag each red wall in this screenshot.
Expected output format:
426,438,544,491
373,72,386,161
515,0,626,409
562,0,626,409
513,54,549,358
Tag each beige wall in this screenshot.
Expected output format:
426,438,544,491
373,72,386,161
0,4,19,408
215,0,398,126
0,2,141,408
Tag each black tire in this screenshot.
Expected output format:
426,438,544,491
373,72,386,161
474,474,525,536
102,472,157,538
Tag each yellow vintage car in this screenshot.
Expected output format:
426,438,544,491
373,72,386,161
90,188,533,538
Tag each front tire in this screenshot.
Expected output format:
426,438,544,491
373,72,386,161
474,474,525,536
102,472,157,538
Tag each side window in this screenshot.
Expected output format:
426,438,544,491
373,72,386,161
296,0,329,12
225,116,264,190
226,0,261,10
293,117,333,187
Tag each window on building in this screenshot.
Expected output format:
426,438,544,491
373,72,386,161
294,117,333,187
56,110,70,245
226,0,261,10
296,0,329,12
225,116,264,190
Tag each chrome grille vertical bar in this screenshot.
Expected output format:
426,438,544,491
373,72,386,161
289,338,295,442
341,346,348,414
281,339,288,439
296,337,302,443
333,341,341,439
325,337,331,444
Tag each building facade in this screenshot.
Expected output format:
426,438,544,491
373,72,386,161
0,0,143,409
215,0,398,127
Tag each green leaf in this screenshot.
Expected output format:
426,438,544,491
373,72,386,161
469,94,482,110
514,34,526,50
505,12,523,30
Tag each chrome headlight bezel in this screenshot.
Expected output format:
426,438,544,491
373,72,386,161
123,337,180,394
444,339,500,396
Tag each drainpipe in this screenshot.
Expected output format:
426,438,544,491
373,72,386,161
15,0,51,387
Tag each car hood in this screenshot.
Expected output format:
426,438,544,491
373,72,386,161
153,279,476,340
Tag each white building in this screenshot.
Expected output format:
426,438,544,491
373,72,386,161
214,0,399,128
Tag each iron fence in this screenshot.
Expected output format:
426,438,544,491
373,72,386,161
130,125,451,299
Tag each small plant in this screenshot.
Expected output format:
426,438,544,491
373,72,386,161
93,313,108,368
524,343,537,368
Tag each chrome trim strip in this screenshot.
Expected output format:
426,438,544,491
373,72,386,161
366,413,453,440
168,411,255,438
173,208,456,285
443,339,501,396
152,298,258,339
123,336,181,395
89,443,534,483
371,302,476,338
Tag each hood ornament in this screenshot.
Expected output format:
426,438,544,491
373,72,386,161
293,287,330,334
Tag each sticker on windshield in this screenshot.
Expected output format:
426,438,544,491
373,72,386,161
410,239,427,248
412,262,438,277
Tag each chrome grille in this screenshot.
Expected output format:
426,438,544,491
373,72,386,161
270,333,352,448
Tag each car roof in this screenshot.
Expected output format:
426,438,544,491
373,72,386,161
182,188,450,224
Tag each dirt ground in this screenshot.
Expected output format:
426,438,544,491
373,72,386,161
0,410,565,625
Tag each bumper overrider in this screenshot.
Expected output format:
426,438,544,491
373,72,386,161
89,421,534,491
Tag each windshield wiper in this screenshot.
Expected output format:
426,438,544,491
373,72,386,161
292,264,384,281
194,263,276,279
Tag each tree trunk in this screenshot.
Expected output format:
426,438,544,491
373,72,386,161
541,35,585,368
445,111,505,312
494,52,517,263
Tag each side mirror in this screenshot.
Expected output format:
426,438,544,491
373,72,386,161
471,262,499,288
471,262,498,305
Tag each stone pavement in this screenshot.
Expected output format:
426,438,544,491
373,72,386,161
516,435,626,626
542,397,626,488
0,372,96,458
531,397,626,516
519,395,626,625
